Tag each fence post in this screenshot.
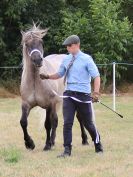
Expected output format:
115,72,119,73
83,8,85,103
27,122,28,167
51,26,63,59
113,62,116,111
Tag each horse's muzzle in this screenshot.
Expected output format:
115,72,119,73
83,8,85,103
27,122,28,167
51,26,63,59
33,58,43,67
35,63,42,67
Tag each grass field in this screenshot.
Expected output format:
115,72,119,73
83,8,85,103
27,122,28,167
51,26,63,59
0,95,133,177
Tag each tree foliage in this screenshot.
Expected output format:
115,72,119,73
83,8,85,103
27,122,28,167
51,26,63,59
0,0,132,83
89,0,132,85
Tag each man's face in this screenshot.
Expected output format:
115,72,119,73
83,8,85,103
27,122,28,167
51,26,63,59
66,43,80,54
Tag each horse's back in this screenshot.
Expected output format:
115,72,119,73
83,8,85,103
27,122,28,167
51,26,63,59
44,54,67,69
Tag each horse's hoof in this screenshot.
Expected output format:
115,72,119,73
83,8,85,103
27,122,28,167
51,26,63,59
82,141,89,145
43,144,51,151
51,142,55,147
25,139,35,150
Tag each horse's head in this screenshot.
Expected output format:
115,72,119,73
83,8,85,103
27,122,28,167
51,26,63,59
21,24,48,67
25,36,44,67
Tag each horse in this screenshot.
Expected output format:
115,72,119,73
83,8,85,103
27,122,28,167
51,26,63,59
20,24,88,151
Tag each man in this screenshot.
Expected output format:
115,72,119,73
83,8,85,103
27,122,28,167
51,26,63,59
40,35,103,157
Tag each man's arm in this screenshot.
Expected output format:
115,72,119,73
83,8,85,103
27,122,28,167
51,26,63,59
49,73,61,80
92,76,100,102
93,76,100,93
40,57,66,80
40,73,61,80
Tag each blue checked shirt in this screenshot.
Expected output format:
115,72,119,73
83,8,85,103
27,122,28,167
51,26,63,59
57,50,100,93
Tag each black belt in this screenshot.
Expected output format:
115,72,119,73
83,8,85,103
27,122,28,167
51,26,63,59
65,90,91,96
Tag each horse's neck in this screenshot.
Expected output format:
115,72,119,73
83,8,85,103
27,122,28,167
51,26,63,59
21,53,36,84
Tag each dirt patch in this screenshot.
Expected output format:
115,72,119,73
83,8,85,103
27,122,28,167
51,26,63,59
0,87,18,98
116,82,133,92
102,82,133,95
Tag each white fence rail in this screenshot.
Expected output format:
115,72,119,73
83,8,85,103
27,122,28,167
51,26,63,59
98,62,133,111
0,62,133,111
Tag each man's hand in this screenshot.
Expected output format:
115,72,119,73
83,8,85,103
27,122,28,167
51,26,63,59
40,73,49,80
92,92,100,103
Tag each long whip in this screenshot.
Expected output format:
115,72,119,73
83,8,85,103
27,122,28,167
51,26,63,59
97,100,123,118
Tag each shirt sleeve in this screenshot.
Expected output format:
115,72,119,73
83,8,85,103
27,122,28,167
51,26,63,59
87,56,100,79
57,60,66,77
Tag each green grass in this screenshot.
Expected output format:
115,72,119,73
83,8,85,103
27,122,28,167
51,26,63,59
0,95,133,177
0,146,22,163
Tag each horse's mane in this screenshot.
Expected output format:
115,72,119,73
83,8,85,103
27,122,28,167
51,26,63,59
21,23,48,44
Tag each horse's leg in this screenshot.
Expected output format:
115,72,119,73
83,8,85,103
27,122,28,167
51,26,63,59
20,104,35,150
50,107,58,147
43,107,52,151
76,111,89,145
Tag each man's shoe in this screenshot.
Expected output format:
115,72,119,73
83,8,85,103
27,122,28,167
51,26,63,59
94,142,103,153
57,146,71,158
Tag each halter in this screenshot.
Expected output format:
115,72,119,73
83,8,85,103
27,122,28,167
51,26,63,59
29,49,43,59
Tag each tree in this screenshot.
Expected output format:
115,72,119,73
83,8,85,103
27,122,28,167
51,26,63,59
0,0,132,85
54,8,91,53
89,0,132,86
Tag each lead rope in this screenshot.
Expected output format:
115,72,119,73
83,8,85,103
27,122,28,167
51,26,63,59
63,55,76,85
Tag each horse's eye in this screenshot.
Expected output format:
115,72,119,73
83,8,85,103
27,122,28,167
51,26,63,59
25,43,31,48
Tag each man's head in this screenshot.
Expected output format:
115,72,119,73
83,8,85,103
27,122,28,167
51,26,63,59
62,35,80,54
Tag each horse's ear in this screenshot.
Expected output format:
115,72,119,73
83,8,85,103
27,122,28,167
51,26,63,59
41,28,49,38
21,31,26,45
21,30,25,36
